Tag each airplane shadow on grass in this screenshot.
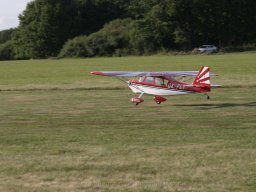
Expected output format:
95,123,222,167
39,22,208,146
173,102,256,110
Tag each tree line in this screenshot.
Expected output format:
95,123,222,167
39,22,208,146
0,0,255,60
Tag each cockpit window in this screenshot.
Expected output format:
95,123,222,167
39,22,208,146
138,77,145,82
155,77,164,85
144,77,154,83
137,76,167,86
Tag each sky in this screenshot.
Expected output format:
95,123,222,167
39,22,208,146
0,0,33,30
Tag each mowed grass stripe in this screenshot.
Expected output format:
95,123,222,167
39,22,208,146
0,52,256,87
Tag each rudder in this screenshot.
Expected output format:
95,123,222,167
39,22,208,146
193,66,211,91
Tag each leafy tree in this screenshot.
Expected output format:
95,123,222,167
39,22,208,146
9,0,256,59
12,0,129,59
12,0,80,58
0,28,16,44
128,1,175,53
72,0,130,36
0,41,14,60
170,0,256,49
128,0,160,18
59,18,134,57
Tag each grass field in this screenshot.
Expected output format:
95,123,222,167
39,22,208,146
0,53,256,191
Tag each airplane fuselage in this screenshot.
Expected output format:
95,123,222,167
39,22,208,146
128,76,207,96
128,82,192,96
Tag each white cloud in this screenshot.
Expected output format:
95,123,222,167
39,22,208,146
0,16,5,25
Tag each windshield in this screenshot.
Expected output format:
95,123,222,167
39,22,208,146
144,77,154,84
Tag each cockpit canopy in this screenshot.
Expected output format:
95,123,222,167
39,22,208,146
138,76,168,86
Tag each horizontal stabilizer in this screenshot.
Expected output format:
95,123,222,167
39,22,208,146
211,84,222,88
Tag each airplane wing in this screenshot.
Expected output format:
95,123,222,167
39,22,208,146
91,71,216,77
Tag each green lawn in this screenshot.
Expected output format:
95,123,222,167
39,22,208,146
0,53,256,191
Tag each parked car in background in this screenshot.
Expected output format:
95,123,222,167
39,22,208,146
198,45,217,53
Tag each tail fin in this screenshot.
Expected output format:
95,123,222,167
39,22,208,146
193,66,211,91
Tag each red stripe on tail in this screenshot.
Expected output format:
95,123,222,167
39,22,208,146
193,66,211,92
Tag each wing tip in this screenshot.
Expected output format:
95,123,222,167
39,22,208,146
90,71,104,76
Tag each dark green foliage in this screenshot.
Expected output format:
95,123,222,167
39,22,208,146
2,0,256,59
129,0,256,50
128,0,161,19
0,28,15,44
0,29,15,60
170,0,256,49
0,41,14,60
12,0,129,59
12,0,79,59
59,19,134,57
59,36,92,58
71,0,130,36
60,2,174,57
60,0,256,57
130,2,174,54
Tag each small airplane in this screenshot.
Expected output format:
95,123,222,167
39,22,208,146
91,66,220,105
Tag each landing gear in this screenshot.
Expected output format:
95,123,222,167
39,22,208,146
130,97,144,105
130,93,144,106
154,96,167,104
204,93,210,100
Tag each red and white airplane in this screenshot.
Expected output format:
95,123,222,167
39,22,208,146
91,66,220,105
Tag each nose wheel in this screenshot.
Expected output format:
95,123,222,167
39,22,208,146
130,93,144,106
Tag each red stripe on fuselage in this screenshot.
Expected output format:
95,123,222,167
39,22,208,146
129,79,208,93
129,80,168,89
